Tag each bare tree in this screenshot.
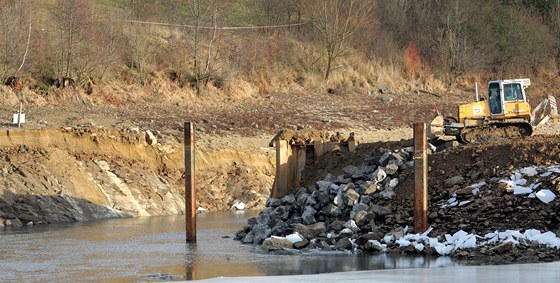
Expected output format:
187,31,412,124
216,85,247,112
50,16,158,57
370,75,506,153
0,1,32,81
93,11,121,82
49,0,94,81
435,0,482,77
304,0,375,80
187,0,225,95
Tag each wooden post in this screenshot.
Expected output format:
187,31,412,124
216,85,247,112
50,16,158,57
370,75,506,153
286,143,295,190
347,133,357,153
184,122,196,242
313,140,323,164
186,267,196,281
271,139,289,198
413,122,428,233
292,145,306,189
18,100,23,129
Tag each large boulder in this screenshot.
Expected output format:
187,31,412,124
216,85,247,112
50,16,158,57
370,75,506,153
354,211,375,227
262,236,294,252
302,206,317,225
336,237,353,250
371,168,387,183
385,164,399,176
342,165,359,177
445,176,465,188
362,181,378,195
343,189,360,206
294,222,326,239
252,223,272,244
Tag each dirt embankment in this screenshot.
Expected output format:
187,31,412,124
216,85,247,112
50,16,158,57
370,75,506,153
2,80,560,230
0,127,274,226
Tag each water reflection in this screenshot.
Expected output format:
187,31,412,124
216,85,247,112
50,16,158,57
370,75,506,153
185,243,198,280
0,211,458,282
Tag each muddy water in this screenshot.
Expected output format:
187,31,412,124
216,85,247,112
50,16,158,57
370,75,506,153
0,212,458,282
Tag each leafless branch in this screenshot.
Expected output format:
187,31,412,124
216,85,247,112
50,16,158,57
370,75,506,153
15,21,31,76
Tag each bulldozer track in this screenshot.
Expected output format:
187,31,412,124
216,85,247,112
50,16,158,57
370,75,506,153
460,123,532,143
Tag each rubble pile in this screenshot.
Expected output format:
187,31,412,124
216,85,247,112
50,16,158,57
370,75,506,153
429,165,560,235
235,144,560,263
236,148,415,249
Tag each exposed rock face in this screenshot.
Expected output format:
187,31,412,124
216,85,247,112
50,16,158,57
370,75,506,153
0,128,274,226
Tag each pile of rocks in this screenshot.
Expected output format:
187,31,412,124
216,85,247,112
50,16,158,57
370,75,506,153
428,165,560,239
235,144,560,262
235,148,414,251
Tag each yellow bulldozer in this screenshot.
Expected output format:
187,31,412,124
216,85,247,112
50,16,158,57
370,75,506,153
430,78,558,143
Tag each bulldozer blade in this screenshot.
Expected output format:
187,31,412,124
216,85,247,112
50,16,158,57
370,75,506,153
428,114,444,139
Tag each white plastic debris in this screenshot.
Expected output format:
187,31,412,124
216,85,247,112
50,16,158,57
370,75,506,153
421,227,434,237
445,230,468,244
540,172,553,177
389,227,560,257
404,233,420,241
231,201,246,210
523,229,542,241
513,185,533,195
395,238,411,247
499,230,523,240
536,189,556,204
502,236,519,245
468,181,487,189
286,233,304,243
440,197,459,208
414,243,425,251
484,231,499,244
434,244,453,255
456,234,477,249
520,167,538,176
428,237,439,247
536,231,557,246
514,171,522,180
468,181,486,196
383,234,394,244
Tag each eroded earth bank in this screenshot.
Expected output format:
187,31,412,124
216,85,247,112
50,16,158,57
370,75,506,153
0,127,275,226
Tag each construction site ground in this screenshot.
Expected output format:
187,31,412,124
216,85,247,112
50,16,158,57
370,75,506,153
2,88,560,211
2,87,560,265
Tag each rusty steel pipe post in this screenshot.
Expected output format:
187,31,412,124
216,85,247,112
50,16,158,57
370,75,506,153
184,122,197,242
413,122,428,233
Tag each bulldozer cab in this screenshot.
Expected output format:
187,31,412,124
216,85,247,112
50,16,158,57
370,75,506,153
488,82,502,115
488,79,529,116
